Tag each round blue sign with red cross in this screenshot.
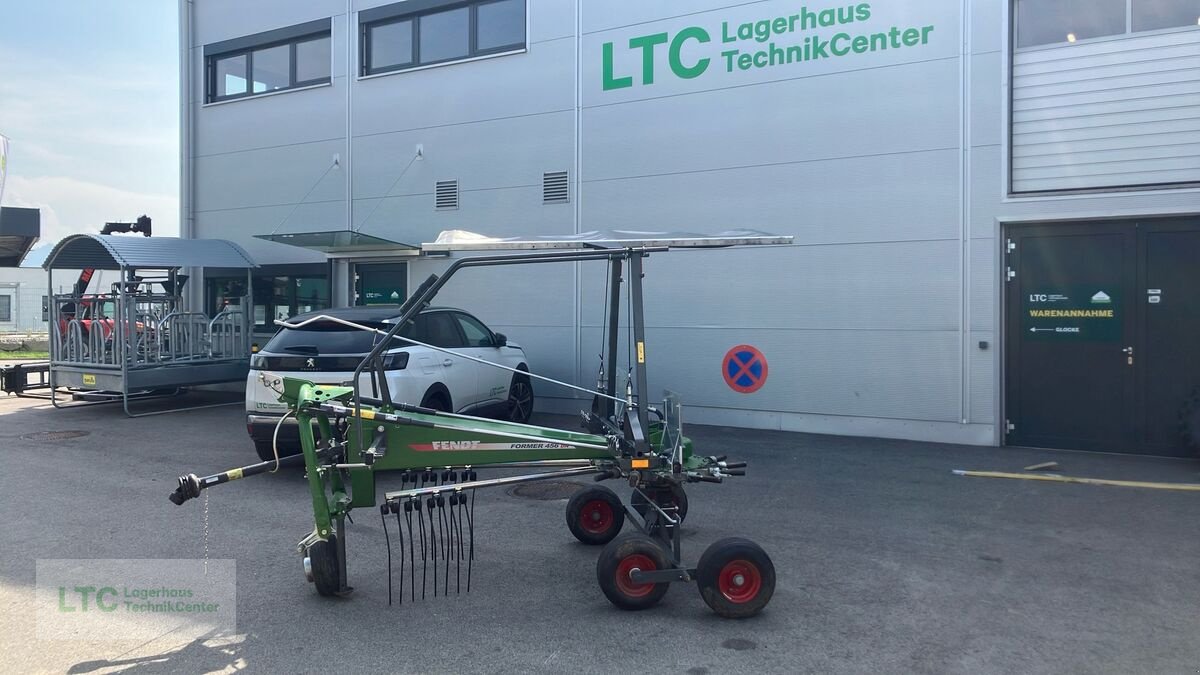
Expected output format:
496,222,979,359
722,345,768,394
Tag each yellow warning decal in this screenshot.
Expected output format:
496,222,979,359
82,374,96,386
632,458,650,469
227,468,244,481
360,409,376,420
637,341,645,364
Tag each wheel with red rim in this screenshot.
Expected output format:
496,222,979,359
696,537,775,618
566,485,625,545
596,533,672,610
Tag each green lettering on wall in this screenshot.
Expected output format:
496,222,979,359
669,27,711,79
601,41,633,90
629,32,669,84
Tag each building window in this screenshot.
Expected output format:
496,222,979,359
361,0,526,76
0,295,10,322
206,273,329,333
1133,0,1200,31
205,20,332,103
1015,0,1199,49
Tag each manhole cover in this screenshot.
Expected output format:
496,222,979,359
21,430,90,441
507,481,586,501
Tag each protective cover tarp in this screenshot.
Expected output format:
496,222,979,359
423,229,792,251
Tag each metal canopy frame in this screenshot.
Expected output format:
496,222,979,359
42,235,257,417
330,229,792,454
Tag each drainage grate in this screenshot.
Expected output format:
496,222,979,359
21,430,90,441
507,480,586,501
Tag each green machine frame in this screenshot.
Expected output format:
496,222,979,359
170,239,783,617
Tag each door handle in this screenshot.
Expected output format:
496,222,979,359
442,359,453,367
1121,346,1134,355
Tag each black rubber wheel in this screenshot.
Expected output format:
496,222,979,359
596,533,672,610
254,438,300,463
566,485,625,545
306,537,341,597
1180,387,1200,455
507,373,534,423
696,537,775,619
631,484,689,525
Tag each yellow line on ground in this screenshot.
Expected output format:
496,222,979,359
952,470,1200,491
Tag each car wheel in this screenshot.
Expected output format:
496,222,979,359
422,392,450,412
507,373,534,423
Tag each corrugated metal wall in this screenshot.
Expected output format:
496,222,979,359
1012,30,1200,193
182,0,1200,446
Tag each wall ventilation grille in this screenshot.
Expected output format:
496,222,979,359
435,180,459,210
542,171,569,204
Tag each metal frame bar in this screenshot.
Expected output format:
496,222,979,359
344,246,668,453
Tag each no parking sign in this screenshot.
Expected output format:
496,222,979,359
722,345,768,394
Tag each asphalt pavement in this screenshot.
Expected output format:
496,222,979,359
1,390,1198,674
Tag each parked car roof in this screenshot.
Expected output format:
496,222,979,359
286,305,464,325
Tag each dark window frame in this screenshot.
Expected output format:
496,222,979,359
205,22,332,104
360,0,526,77
0,294,11,322
1014,0,1200,50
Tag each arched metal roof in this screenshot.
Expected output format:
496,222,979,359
42,234,257,270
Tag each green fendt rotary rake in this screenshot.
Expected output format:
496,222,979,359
169,231,789,617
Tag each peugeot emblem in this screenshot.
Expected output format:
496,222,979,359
306,358,316,369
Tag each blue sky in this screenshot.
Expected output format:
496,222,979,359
0,1,179,265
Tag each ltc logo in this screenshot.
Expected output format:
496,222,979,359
602,28,711,90
59,586,119,612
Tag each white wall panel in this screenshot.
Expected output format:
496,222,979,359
583,58,961,181
1012,30,1200,193
581,148,961,244
351,112,574,199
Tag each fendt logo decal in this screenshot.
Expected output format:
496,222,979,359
410,441,577,452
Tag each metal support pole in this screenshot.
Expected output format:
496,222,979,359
628,253,651,451
604,257,622,418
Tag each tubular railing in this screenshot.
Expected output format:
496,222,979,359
50,293,248,369
208,309,246,359
157,312,212,363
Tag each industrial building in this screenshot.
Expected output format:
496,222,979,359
179,0,1200,455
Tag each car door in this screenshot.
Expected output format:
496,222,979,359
421,311,477,411
453,311,510,407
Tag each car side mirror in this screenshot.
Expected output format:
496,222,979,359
493,333,507,347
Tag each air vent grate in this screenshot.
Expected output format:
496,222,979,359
542,171,569,204
435,180,459,210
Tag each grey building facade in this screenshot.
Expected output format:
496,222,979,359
180,1,1200,454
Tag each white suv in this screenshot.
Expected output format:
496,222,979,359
246,306,533,461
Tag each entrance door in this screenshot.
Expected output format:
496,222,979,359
1005,222,1136,452
1005,218,1200,456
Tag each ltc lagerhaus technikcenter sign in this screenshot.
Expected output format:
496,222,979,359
601,2,936,90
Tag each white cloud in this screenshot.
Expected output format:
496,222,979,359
5,174,178,248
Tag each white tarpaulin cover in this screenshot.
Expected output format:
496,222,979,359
424,229,792,251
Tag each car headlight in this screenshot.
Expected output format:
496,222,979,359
250,354,267,369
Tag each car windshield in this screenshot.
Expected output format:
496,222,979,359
264,319,413,355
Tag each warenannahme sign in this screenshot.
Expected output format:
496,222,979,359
601,2,936,90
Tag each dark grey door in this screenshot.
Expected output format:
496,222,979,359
1005,222,1136,452
1138,220,1200,456
1006,219,1200,456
